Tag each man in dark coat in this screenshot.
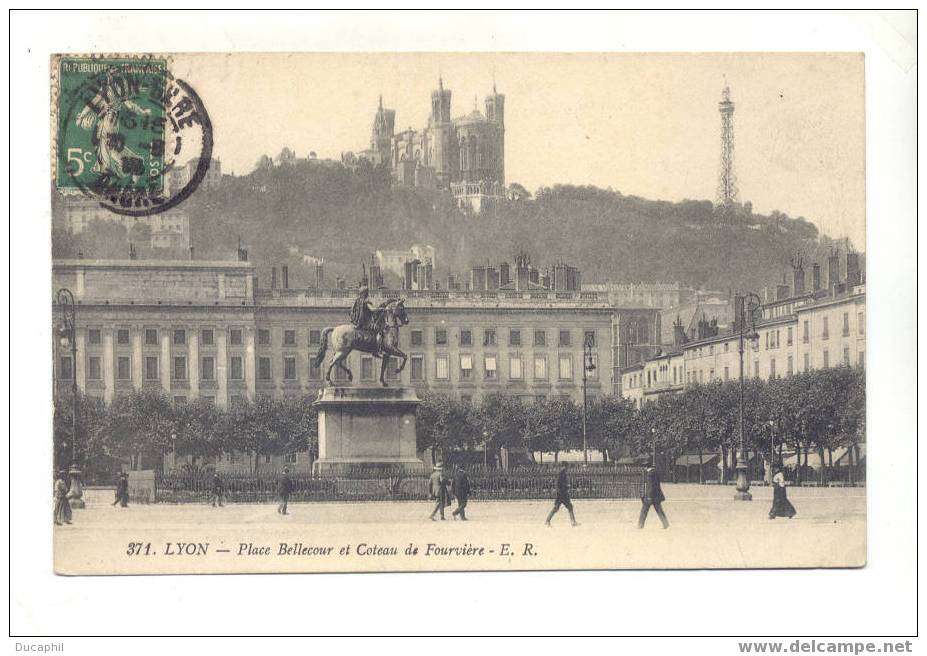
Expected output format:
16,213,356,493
350,286,374,331
638,465,669,529
277,467,292,515
210,472,224,507
428,464,451,521
451,466,471,521
545,462,578,527
113,472,129,508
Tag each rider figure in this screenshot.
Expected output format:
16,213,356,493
350,285,382,354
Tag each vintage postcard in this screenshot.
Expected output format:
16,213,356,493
50,52,866,575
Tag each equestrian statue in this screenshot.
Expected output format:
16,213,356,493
311,285,410,386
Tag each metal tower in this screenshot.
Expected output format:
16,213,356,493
716,85,738,208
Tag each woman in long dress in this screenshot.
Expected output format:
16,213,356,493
54,472,72,525
768,467,796,519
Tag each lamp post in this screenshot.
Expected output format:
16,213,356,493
651,426,657,468
482,430,489,470
767,419,776,486
56,288,85,509
734,292,761,501
581,332,597,467
171,432,177,470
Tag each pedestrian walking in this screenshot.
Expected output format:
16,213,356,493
428,464,451,521
210,472,224,507
277,467,292,515
638,465,670,529
545,462,578,527
112,472,129,508
451,465,471,521
54,471,72,525
768,466,796,519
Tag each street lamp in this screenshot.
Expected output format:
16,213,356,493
581,332,597,467
650,426,657,468
767,419,776,486
734,292,762,501
482,430,489,470
56,288,84,509
171,432,177,470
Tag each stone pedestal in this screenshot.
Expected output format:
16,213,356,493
313,387,423,474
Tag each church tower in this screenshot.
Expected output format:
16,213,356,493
484,83,506,186
429,77,456,185
370,95,395,166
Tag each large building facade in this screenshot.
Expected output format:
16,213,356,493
52,259,613,410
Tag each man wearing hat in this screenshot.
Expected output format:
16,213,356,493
451,465,471,521
350,284,383,354
428,463,451,521
113,472,129,508
277,467,292,515
545,462,578,527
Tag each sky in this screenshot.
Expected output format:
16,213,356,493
171,52,865,246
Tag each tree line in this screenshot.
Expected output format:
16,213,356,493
55,366,864,483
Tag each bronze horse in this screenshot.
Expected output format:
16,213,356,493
311,298,410,386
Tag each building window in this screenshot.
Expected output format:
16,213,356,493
723,342,729,353
86,356,101,380
753,361,759,378
787,356,793,376
858,350,865,367
117,356,130,380
202,396,215,405
145,356,159,380
843,347,850,367
230,328,243,346
822,316,829,340
258,329,271,346
59,356,73,380
509,356,523,380
709,368,715,381
284,330,296,346
361,356,374,381
435,328,448,346
584,330,596,347
258,357,272,380
145,328,158,346
459,354,473,380
534,330,546,347
769,358,776,379
509,329,521,347
559,330,571,347
230,356,243,380
88,328,102,345
309,329,321,347
484,329,497,347
723,366,729,381
173,396,187,405
787,326,793,346
558,355,573,380
173,329,186,346
858,311,865,336
284,356,297,380
117,329,130,345
803,353,810,372
410,355,424,381
410,330,423,347
172,356,187,380
842,313,850,337
308,359,321,381
534,356,547,380
285,452,298,464
201,356,215,381
435,355,449,380
802,320,809,344
484,355,497,379
460,329,472,347
201,329,214,346
823,349,830,368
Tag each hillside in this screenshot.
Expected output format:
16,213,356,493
52,161,855,294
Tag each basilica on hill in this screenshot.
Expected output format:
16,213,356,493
343,78,506,213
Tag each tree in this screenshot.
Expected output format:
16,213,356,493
587,395,636,461
103,390,175,471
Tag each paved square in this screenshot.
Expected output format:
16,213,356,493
54,484,865,574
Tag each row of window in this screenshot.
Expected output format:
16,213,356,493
81,327,598,350
63,351,596,385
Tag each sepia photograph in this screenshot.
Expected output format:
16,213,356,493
8,7,917,646
49,50,867,575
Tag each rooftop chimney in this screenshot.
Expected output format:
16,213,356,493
281,265,289,289
827,249,841,292
846,251,861,287
315,259,324,289
271,267,278,290
812,263,821,292
189,246,195,260
791,256,805,296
